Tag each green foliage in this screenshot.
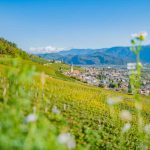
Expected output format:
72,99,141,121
0,37,150,150
0,37,50,63
128,32,150,148
0,59,77,150
0,38,29,59
29,54,49,64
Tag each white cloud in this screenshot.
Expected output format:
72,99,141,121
29,45,65,54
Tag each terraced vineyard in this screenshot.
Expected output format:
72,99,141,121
0,56,150,150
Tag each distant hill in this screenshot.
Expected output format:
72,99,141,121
38,45,150,65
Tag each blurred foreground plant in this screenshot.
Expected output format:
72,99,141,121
0,58,75,150
130,32,147,129
129,32,150,149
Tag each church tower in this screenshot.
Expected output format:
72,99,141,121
71,63,74,73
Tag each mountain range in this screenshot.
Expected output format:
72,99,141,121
37,46,150,65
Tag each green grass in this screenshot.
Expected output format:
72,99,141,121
0,57,150,150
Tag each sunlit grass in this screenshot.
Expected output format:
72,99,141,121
0,54,150,149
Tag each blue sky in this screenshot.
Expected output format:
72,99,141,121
0,0,150,52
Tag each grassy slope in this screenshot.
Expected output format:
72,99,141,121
0,57,150,149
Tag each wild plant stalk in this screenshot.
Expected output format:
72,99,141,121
130,32,148,148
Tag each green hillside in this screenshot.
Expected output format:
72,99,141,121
0,39,150,150
0,37,49,64
0,38,29,59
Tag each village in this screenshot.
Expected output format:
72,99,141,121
64,64,150,96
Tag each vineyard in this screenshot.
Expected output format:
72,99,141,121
0,55,150,150
0,0,150,147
